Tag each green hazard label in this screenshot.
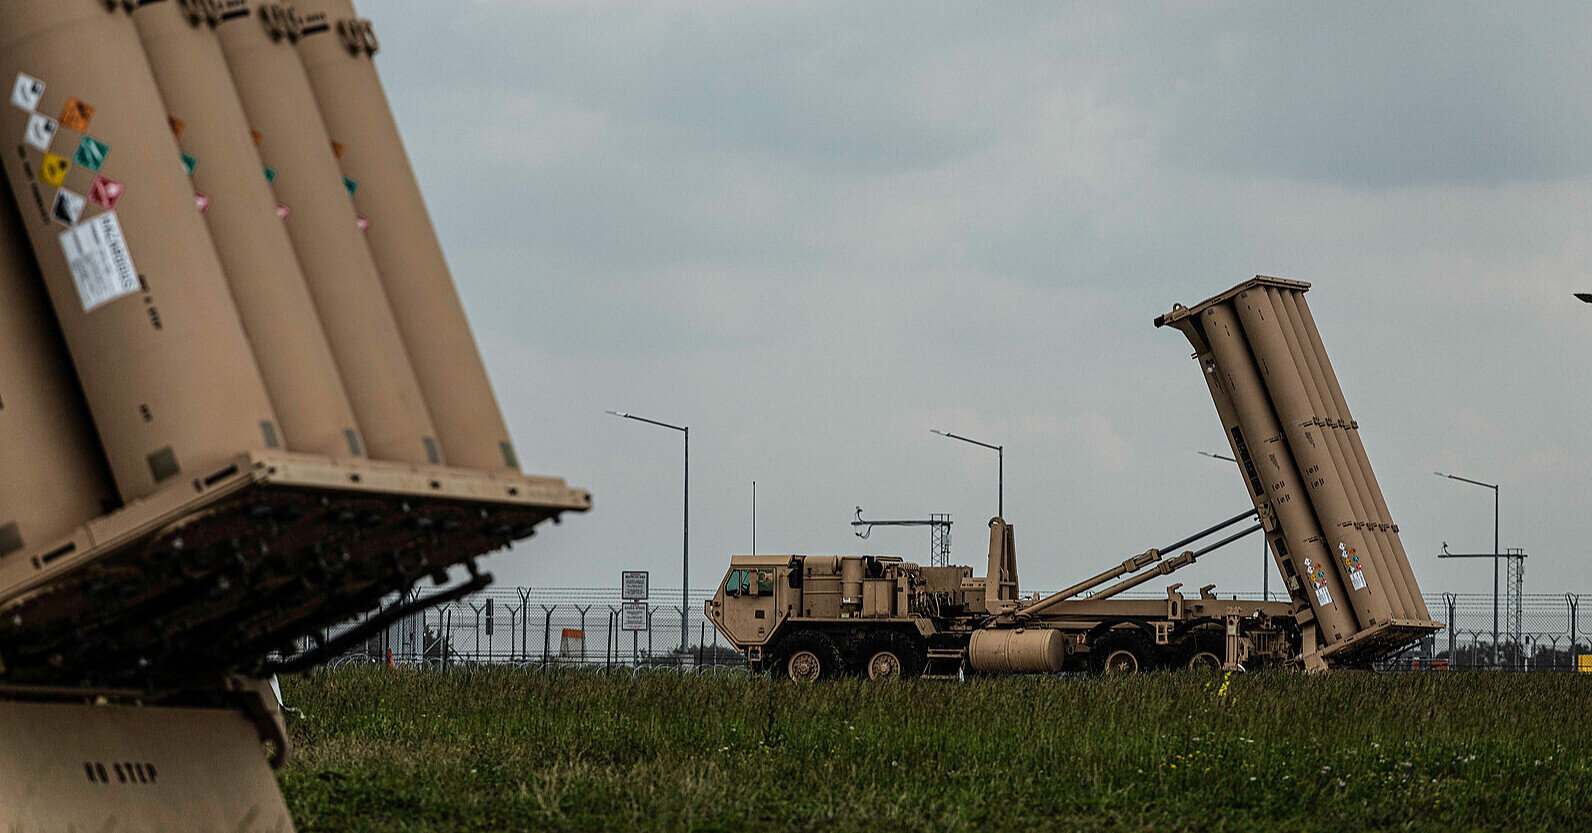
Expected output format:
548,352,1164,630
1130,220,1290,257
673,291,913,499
343,176,358,197
181,152,198,177
264,166,277,184
73,136,109,171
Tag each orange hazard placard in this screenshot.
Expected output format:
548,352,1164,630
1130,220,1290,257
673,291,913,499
59,98,94,132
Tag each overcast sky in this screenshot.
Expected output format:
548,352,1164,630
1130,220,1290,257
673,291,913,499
359,0,1591,601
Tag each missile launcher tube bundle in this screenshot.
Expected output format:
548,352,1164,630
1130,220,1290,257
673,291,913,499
1282,291,1432,621
0,0,281,501
214,0,443,467
1162,277,1433,644
0,190,118,558
130,0,365,460
1195,304,1358,644
296,0,520,472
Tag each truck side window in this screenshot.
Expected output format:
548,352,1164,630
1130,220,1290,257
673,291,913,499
757,570,774,595
726,570,747,596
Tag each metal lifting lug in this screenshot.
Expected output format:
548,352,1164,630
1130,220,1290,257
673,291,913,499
337,18,379,55
178,0,223,26
260,2,303,42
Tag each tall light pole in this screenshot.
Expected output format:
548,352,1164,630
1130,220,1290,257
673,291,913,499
1435,471,1500,653
931,430,1003,517
608,411,689,653
1199,451,1271,601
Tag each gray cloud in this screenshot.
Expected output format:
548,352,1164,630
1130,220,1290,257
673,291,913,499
360,0,1592,602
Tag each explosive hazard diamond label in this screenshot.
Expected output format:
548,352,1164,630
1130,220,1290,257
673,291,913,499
276,203,291,222
89,174,124,210
74,136,109,172
24,113,57,152
51,188,85,226
195,191,212,214
11,74,43,112
59,98,94,133
60,211,139,312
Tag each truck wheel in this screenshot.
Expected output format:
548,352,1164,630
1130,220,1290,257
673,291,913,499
776,631,843,682
1179,631,1226,672
859,631,926,680
1090,631,1155,675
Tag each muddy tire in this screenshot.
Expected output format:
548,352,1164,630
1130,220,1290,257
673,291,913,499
1090,630,1156,675
774,630,844,682
858,631,926,680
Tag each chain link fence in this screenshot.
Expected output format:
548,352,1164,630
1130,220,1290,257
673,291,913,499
314,588,1587,673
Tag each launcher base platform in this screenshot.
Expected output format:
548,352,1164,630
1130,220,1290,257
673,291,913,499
0,451,590,685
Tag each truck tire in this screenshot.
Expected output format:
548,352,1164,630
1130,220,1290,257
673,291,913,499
775,630,843,682
859,631,926,680
1090,631,1156,675
1178,630,1226,672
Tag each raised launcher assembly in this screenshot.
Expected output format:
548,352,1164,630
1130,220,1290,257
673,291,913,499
0,452,590,686
1157,277,1442,670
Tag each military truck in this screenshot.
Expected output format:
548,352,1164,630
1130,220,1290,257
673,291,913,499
708,278,1443,679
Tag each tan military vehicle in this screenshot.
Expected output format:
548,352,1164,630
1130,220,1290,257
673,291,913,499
709,278,1442,679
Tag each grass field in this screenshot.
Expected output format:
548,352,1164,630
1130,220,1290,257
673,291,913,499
278,667,1589,832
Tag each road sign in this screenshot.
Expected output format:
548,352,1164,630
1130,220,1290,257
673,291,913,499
621,602,649,632
622,571,649,601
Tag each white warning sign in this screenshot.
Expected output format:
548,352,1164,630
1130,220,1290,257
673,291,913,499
11,73,43,112
59,211,139,312
24,113,57,152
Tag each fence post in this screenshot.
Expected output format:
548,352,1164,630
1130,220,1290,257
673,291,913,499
519,589,532,663
1443,594,1457,667
541,604,556,667
576,605,592,666
1570,594,1581,670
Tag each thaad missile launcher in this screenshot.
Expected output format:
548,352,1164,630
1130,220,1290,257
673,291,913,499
709,279,1441,680
0,1,587,828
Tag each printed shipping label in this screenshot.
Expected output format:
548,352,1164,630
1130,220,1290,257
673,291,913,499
59,212,139,311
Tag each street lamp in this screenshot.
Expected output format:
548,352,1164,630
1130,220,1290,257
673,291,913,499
608,411,689,653
931,430,1003,517
1199,451,1271,601
1434,471,1500,654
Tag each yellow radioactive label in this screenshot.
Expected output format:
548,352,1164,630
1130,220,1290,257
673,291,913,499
40,152,70,187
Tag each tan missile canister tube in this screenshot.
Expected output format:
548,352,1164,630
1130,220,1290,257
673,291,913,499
0,187,118,558
1194,346,1343,650
0,0,280,500
130,0,364,460
296,0,519,472
1229,289,1399,626
1260,286,1416,618
1267,288,1421,617
1285,291,1432,620
214,0,442,467
1195,306,1358,643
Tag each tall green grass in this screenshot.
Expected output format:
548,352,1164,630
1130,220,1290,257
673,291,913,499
279,667,1589,832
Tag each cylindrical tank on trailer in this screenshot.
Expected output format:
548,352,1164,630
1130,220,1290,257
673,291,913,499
214,0,442,467
0,0,280,500
968,628,1065,674
1229,289,1401,626
0,187,118,557
129,0,364,460
296,0,520,472
1199,304,1360,641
